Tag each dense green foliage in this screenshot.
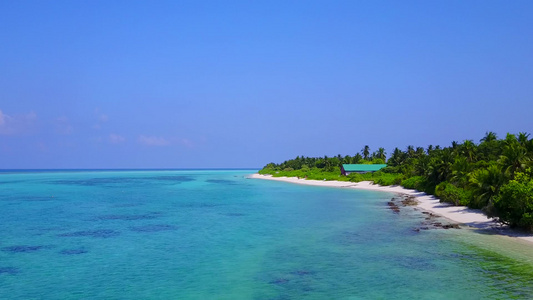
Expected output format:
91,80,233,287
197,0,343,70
259,133,533,231
493,170,533,230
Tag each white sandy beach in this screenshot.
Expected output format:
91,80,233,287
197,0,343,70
249,173,533,244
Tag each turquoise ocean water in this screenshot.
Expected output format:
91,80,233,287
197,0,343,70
1,170,533,299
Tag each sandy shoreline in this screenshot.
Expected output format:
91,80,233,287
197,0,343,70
249,173,533,245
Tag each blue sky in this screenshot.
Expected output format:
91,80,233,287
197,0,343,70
1,1,532,169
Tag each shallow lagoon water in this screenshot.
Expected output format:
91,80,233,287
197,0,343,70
1,170,532,299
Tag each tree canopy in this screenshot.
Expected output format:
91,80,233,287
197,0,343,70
259,132,533,231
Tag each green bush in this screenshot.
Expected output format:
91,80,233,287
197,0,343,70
401,176,425,190
435,181,472,206
347,172,374,182
374,173,403,186
493,173,533,230
401,176,435,194
258,168,276,175
264,167,349,182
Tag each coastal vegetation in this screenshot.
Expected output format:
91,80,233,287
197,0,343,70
259,132,533,231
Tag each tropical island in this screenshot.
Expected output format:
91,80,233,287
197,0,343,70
256,132,533,232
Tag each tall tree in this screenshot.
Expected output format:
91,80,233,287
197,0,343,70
499,141,530,177
427,145,434,154
518,132,530,147
376,147,386,161
362,145,370,161
480,131,498,143
451,141,459,149
415,147,425,158
451,156,472,187
469,164,506,210
427,148,454,185
460,140,477,163
388,148,405,167
479,131,501,161
493,170,533,229
406,145,415,158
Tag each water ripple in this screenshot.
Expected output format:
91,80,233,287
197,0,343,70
58,229,120,238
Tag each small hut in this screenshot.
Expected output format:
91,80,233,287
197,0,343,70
341,164,387,176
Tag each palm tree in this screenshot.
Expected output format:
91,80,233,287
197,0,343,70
469,164,506,211
406,145,415,158
415,147,425,158
315,158,325,169
344,155,352,164
499,142,530,177
451,156,472,187
353,153,363,163
327,156,340,171
479,132,501,161
460,140,477,163
451,141,459,149
376,147,386,161
518,132,530,147
323,155,331,170
504,133,518,145
362,145,370,161
480,131,498,143
388,148,404,166
336,154,343,165
427,148,454,185
427,145,434,154
415,155,431,177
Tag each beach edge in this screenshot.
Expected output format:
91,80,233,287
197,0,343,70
249,173,533,245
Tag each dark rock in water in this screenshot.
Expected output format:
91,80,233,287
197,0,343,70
269,278,290,285
418,219,461,230
424,213,439,220
401,196,418,206
2,245,46,253
130,224,178,233
0,267,20,275
60,248,88,255
58,229,120,238
387,201,400,213
442,224,461,229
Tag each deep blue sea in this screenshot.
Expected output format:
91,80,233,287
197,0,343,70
1,170,533,299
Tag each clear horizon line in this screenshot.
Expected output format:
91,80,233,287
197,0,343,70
0,168,260,172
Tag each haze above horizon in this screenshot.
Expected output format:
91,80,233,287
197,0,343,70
1,1,532,169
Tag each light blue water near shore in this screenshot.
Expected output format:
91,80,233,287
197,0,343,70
1,170,533,299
